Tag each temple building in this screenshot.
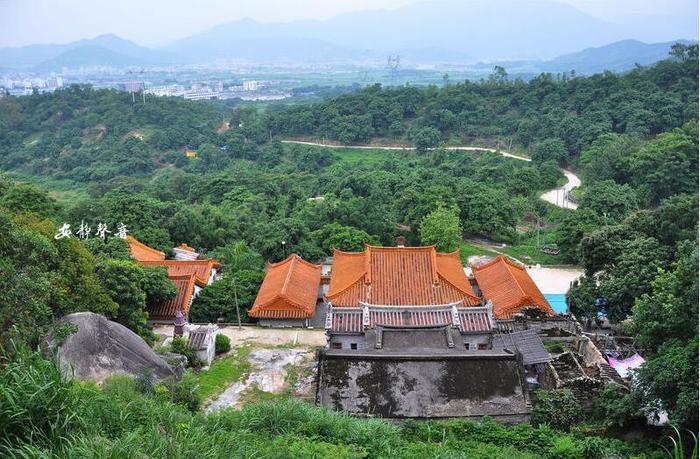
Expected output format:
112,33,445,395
315,244,544,419
325,245,481,308
249,254,323,327
471,255,554,319
126,236,221,323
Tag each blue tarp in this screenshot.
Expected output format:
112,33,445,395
544,293,568,314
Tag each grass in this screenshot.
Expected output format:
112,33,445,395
543,340,568,354
240,385,289,404
6,172,89,204
500,244,563,265
460,242,500,263
195,345,252,401
460,239,565,266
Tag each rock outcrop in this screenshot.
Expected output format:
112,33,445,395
48,312,175,382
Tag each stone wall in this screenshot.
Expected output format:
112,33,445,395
317,351,531,420
258,318,307,328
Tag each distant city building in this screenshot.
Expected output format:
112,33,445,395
119,81,145,93
242,80,260,91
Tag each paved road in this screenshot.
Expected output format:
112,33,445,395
539,169,581,209
280,140,531,161
282,140,581,209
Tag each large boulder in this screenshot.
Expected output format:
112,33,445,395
48,312,176,382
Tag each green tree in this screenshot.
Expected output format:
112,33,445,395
411,126,441,152
579,180,638,221
597,237,668,321
95,259,154,343
310,223,379,254
419,206,462,252
567,276,598,321
139,266,177,305
579,225,630,275
629,241,698,354
531,138,567,165
0,183,56,218
189,270,264,324
628,122,698,205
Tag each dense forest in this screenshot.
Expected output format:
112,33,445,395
0,45,697,454
266,44,698,159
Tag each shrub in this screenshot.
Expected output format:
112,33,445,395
170,336,200,368
215,333,231,354
160,372,202,412
531,389,582,432
134,367,155,396
591,384,644,429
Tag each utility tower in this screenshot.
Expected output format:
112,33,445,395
386,55,400,85
126,68,146,104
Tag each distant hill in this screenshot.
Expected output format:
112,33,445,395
0,0,696,72
33,45,148,72
163,0,612,61
162,0,696,62
541,39,698,74
0,34,182,70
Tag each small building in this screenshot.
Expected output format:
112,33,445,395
185,324,218,367
326,302,495,351
173,243,199,261
471,256,554,319
250,254,322,327
185,149,197,158
147,274,197,322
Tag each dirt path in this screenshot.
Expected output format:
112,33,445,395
539,169,581,209
206,347,316,412
280,139,532,161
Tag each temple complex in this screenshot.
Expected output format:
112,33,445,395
246,242,561,419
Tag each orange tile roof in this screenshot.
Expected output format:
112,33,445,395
140,259,221,286
250,254,322,319
326,245,480,307
146,274,196,321
127,235,165,262
471,256,554,319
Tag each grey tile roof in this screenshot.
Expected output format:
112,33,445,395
492,329,551,365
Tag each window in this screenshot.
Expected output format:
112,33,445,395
331,342,342,349
478,343,488,350
464,343,470,350
350,343,358,350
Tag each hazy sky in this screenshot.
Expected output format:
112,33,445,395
0,0,697,47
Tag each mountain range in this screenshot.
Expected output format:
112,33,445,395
0,0,696,73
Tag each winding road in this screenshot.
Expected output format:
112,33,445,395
539,170,580,210
280,140,531,161
281,140,579,209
